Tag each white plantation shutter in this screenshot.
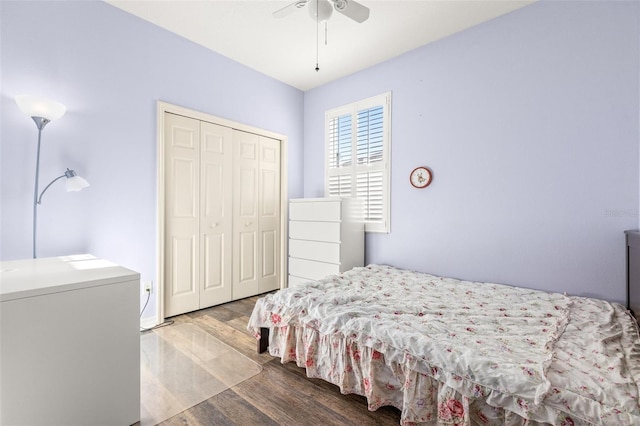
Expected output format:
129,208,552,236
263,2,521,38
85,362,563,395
328,113,353,197
325,92,391,233
329,113,352,168
357,171,384,222
328,174,351,196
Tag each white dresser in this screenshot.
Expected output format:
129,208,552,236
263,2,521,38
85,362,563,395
288,197,364,287
0,255,140,426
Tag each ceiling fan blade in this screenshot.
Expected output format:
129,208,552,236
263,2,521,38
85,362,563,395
333,0,369,23
273,0,309,19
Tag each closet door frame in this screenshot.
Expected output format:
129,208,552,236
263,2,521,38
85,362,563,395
155,101,288,326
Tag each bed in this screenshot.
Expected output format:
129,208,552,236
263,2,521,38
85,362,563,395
247,264,640,425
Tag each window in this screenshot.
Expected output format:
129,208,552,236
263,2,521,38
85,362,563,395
325,92,391,233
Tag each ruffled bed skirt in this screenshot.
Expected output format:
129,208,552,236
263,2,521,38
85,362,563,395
267,325,580,426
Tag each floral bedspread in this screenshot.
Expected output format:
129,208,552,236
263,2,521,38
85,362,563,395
248,265,640,425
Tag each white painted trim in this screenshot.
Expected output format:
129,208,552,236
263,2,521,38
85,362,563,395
156,100,289,326
155,102,166,328
140,317,157,331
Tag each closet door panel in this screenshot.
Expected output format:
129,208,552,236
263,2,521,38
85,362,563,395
202,163,224,218
239,168,257,216
170,236,197,296
164,113,200,317
259,137,280,292
203,234,223,289
233,131,260,299
262,229,276,279
199,122,233,308
172,159,197,218
201,164,225,294
239,231,256,282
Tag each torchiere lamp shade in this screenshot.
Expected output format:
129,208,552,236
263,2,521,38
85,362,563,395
15,95,66,121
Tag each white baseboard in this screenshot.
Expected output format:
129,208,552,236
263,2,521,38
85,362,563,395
140,317,158,330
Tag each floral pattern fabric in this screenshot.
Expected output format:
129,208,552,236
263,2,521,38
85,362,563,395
247,264,640,425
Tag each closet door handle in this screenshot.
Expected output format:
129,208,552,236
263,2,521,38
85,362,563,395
245,221,252,227
211,223,218,228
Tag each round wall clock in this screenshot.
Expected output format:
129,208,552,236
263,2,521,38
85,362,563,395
410,166,433,189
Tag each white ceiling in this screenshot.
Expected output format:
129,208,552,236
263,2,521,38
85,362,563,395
106,0,535,91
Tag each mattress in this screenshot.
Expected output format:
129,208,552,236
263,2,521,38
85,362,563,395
248,264,640,425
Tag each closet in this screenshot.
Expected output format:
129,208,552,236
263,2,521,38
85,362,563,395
163,112,281,317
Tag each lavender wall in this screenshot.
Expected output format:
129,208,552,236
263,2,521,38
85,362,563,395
2,0,638,318
303,1,639,304
1,1,304,321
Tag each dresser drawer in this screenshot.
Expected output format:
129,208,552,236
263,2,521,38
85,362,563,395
290,200,341,222
288,258,340,281
289,221,340,243
288,275,311,288
289,240,340,264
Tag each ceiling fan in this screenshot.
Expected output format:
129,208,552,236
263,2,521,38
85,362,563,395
273,0,370,24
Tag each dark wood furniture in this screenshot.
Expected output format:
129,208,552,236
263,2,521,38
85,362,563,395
626,229,640,318
258,327,269,353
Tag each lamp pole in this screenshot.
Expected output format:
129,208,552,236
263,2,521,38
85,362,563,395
16,95,89,259
32,116,50,259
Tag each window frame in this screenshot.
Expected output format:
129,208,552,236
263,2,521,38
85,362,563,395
324,92,391,233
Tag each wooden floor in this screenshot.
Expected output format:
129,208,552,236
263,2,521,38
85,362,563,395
157,295,402,426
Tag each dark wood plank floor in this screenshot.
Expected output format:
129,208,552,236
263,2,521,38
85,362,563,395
157,294,402,426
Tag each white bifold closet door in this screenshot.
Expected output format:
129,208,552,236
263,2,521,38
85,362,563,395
232,131,281,299
164,112,280,317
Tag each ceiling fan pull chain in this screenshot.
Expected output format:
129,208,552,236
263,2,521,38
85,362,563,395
315,0,320,71
325,21,328,45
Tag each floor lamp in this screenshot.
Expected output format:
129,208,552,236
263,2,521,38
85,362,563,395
15,95,90,259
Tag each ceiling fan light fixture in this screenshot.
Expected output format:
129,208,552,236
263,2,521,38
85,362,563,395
308,0,333,22
273,0,369,23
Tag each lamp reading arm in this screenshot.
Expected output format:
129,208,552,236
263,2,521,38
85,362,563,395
37,174,67,205
37,169,87,204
